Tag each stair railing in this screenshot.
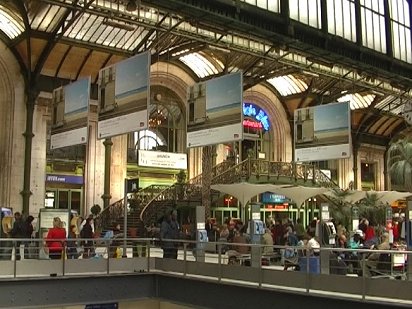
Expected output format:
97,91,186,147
96,199,124,231
95,184,170,230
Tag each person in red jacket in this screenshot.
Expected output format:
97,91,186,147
46,217,67,260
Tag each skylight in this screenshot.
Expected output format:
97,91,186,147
0,6,24,39
179,53,221,78
338,93,375,109
266,75,308,96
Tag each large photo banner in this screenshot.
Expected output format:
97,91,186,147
98,51,150,139
51,77,90,149
294,101,351,162
187,72,243,148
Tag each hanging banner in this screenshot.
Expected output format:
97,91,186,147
186,72,243,148
98,51,150,139
294,101,351,162
50,78,91,149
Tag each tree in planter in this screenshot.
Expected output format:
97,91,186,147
327,188,354,229
387,134,412,192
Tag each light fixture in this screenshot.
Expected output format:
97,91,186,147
103,18,136,31
126,0,138,12
302,70,319,78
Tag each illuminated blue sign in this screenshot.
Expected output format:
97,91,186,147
243,103,270,131
261,192,287,203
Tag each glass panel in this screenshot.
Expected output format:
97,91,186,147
327,0,356,42
179,53,222,78
243,0,280,12
360,0,387,53
267,75,308,96
290,0,321,28
70,191,81,214
0,5,24,39
389,0,411,63
58,190,69,209
337,93,375,110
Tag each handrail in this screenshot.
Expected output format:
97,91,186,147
1,236,411,306
139,159,341,225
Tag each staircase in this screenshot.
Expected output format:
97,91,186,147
98,158,340,231
96,184,169,236
139,159,340,226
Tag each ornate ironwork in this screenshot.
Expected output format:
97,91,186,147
96,199,124,231
96,184,170,230
124,158,340,227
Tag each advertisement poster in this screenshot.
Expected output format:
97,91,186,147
187,72,243,148
294,101,351,162
51,78,90,149
98,51,150,139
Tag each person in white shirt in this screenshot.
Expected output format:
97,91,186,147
306,231,320,256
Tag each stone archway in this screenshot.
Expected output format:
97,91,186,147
244,84,292,162
0,41,26,211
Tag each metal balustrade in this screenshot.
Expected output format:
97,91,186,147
0,237,411,305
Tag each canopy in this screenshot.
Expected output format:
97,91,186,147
376,191,412,205
267,185,331,208
211,183,330,208
324,190,368,204
210,183,279,206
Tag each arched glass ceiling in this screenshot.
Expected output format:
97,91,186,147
179,53,222,78
337,93,375,110
375,95,404,115
267,75,308,96
0,5,24,39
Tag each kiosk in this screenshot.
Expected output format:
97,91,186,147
194,206,207,262
249,203,265,268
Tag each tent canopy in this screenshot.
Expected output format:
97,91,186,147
211,183,330,208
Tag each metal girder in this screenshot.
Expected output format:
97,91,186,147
142,0,412,86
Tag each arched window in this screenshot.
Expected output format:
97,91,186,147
134,130,165,151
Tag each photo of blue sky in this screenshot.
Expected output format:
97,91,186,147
115,51,149,97
314,101,349,131
64,78,90,115
206,72,242,111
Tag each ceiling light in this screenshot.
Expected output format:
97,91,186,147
103,18,135,31
126,0,137,12
302,70,319,77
